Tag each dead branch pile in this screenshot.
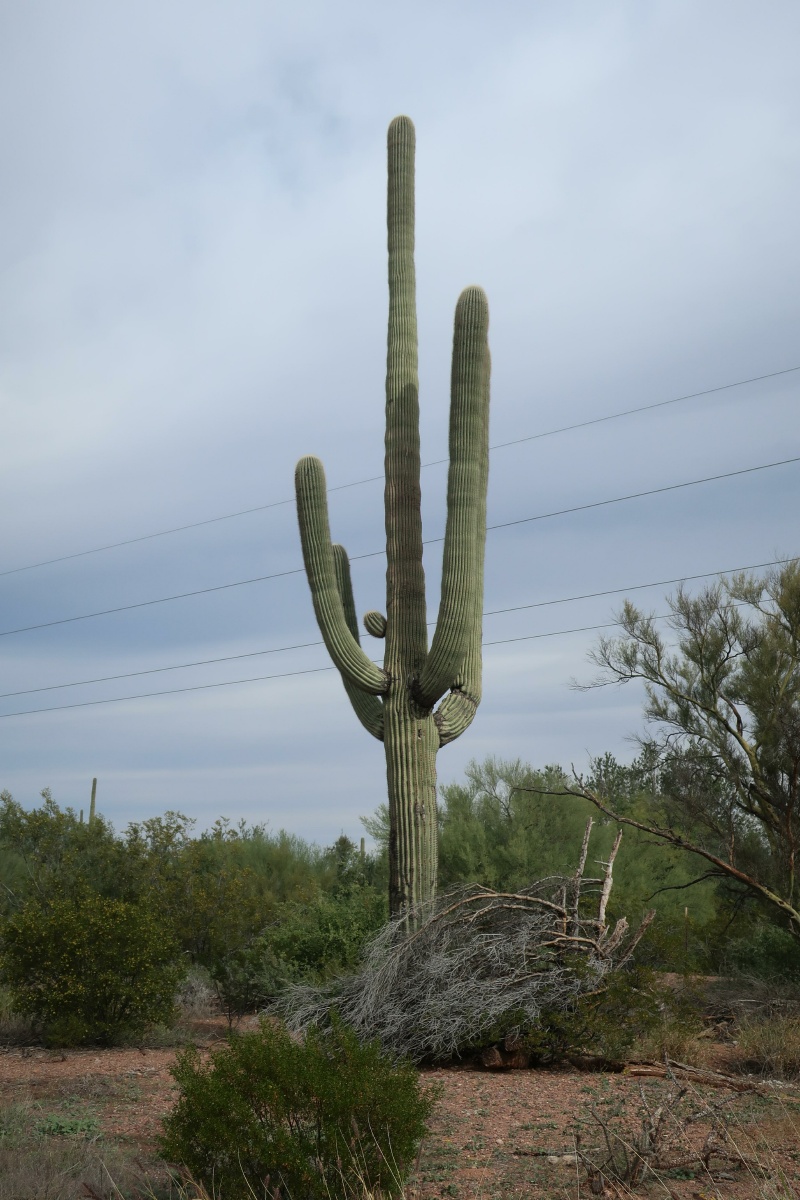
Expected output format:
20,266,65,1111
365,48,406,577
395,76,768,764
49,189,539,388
273,821,654,1063
576,1068,756,1191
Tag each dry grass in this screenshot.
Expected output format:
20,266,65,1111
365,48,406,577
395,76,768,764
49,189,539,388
736,1015,800,1080
0,1099,171,1200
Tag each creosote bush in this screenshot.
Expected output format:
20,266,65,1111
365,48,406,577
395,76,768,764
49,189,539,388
521,966,666,1064
160,1015,435,1200
0,887,182,1045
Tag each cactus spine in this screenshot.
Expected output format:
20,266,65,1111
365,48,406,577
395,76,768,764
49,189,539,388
295,116,490,920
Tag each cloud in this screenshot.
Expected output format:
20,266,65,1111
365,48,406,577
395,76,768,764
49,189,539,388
1,0,799,836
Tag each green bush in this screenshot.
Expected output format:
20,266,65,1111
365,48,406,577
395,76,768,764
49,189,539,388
211,883,388,1022
0,887,183,1045
210,942,290,1024
264,884,388,980
724,922,800,980
522,968,666,1064
160,1015,436,1200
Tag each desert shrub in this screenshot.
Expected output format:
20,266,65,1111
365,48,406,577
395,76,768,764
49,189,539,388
0,887,183,1045
522,967,665,1064
211,883,388,1022
0,985,35,1045
160,1015,435,1200
176,964,219,1020
263,884,388,979
210,943,290,1024
736,1014,800,1079
724,922,800,980
624,977,709,1065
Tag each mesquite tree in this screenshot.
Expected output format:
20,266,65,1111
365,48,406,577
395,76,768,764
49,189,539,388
295,116,490,920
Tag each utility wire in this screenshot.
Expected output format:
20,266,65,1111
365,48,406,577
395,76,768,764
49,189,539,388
0,454,797,640
0,555,793,702
2,364,797,579
0,616,675,720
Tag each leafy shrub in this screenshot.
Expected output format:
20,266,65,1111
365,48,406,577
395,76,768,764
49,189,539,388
522,967,666,1064
211,883,388,1022
264,885,388,979
0,887,183,1045
160,1015,436,1200
210,942,290,1024
724,922,800,980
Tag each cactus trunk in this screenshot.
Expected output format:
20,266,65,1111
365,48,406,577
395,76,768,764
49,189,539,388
295,116,490,922
384,695,439,915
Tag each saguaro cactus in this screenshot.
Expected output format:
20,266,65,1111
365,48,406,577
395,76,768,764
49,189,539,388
295,116,490,919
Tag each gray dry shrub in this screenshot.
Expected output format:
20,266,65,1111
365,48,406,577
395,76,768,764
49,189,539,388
176,964,219,1020
274,841,653,1063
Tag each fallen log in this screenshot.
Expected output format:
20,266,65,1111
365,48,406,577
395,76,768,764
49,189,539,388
624,1057,762,1094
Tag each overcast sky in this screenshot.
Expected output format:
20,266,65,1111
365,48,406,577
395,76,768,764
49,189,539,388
1,0,798,846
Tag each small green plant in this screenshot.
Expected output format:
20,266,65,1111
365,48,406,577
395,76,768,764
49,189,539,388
160,1015,436,1200
35,1111,101,1138
0,886,183,1045
212,884,388,1023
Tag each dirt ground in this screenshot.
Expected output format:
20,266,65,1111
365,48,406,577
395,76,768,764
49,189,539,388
2,1016,800,1199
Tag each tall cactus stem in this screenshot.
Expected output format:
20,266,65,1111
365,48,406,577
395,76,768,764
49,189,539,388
294,116,491,922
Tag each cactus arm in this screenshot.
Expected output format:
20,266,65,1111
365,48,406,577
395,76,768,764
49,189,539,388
332,544,385,740
434,346,490,745
384,115,428,679
416,286,490,709
295,455,388,695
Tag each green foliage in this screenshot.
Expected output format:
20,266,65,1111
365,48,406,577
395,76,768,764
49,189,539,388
35,1112,101,1138
160,1015,435,1200
212,840,388,1020
0,887,182,1045
432,755,722,971
1,790,382,997
263,856,387,980
522,967,665,1064
437,758,597,889
0,789,130,916
588,561,800,933
724,922,800,980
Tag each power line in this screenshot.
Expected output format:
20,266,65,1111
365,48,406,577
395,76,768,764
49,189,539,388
484,454,800,534
0,454,796,640
0,665,339,719
0,617,668,720
0,640,328,699
1,554,793,703
2,364,797,579
482,557,795,617
0,597,759,720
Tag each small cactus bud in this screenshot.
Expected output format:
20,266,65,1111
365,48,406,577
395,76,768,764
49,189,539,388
364,611,387,638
